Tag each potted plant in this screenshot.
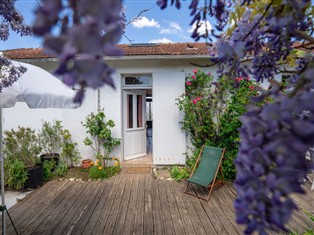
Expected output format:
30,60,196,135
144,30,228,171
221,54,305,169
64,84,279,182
38,120,64,165
3,127,43,189
54,129,81,177
40,125,81,179
82,111,121,168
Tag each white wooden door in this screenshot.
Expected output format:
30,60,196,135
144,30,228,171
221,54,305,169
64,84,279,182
123,90,146,160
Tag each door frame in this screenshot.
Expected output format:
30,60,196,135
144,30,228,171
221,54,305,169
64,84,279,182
122,89,147,161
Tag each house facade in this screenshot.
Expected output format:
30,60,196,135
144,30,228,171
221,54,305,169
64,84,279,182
3,43,216,165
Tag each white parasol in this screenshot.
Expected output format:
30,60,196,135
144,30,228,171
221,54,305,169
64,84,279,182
0,60,78,234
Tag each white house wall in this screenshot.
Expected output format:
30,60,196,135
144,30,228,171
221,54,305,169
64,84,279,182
2,57,217,165
153,70,186,165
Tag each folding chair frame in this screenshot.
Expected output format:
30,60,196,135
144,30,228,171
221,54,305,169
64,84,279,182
184,146,226,201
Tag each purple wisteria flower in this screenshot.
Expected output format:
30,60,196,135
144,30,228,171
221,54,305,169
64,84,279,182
32,0,124,103
0,0,31,90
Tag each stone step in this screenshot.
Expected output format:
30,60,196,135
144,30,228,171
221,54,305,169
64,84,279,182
121,162,152,168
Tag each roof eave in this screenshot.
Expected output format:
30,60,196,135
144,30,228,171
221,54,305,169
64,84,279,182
12,54,211,63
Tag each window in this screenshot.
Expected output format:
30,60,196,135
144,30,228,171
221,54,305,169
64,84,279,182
137,95,143,128
126,93,144,129
127,94,133,128
123,75,152,87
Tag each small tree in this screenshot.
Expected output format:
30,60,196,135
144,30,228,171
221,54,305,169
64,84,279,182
82,111,121,167
38,120,64,155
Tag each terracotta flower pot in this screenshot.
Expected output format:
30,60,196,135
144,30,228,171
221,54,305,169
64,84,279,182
82,159,92,169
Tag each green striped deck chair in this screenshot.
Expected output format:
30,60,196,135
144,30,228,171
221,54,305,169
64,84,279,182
185,145,225,201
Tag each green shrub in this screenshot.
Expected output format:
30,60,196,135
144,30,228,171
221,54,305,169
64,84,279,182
54,162,69,177
6,160,28,190
43,160,56,181
177,70,258,180
82,111,121,167
89,165,107,179
60,129,80,167
170,166,190,181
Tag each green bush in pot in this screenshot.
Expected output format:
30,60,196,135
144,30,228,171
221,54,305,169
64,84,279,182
38,120,64,160
3,127,42,190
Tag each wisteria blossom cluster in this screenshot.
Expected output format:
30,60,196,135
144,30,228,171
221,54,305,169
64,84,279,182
157,0,231,40
32,0,124,103
0,54,26,92
159,0,314,234
0,0,31,90
0,0,32,41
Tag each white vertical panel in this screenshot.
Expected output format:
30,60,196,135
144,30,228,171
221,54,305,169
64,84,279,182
99,73,122,159
153,70,186,165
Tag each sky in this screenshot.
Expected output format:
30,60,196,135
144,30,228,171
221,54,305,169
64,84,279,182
1,0,214,50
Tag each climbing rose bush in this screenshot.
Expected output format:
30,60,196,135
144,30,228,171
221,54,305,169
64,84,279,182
217,76,258,180
178,70,258,180
177,70,217,149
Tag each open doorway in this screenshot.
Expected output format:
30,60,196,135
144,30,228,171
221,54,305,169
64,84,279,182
121,74,153,162
122,89,153,162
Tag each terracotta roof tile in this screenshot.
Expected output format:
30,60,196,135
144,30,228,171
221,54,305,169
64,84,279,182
3,42,209,60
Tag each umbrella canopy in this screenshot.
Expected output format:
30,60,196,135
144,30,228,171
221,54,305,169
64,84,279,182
0,61,77,108
0,60,78,235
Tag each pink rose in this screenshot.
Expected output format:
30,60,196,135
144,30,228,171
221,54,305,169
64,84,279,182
197,97,201,101
193,69,198,74
249,85,254,90
192,99,197,104
186,81,192,86
235,77,244,82
191,75,196,79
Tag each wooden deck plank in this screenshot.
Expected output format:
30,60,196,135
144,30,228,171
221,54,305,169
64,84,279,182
123,174,140,234
133,174,146,235
216,183,245,234
20,182,77,234
44,182,93,234
5,181,65,234
4,173,314,235
79,176,116,234
181,184,207,235
6,180,67,228
151,177,165,235
188,184,223,234
210,185,241,234
52,181,99,235
70,181,107,235
164,181,185,235
112,174,135,235
170,181,197,235
8,181,74,234
157,178,175,235
92,174,124,234
102,174,129,234
8,180,59,216
27,182,84,235
143,173,154,235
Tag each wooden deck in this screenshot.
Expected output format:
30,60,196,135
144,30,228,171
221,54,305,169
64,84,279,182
2,173,314,235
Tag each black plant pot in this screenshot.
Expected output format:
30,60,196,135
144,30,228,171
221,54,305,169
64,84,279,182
40,153,60,163
24,164,44,189
40,153,59,170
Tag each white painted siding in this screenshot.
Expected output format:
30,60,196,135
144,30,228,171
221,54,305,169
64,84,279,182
2,57,217,165
153,70,186,165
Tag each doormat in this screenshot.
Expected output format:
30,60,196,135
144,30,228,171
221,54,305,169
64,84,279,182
124,167,151,174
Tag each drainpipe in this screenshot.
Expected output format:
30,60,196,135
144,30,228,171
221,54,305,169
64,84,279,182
97,87,101,112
